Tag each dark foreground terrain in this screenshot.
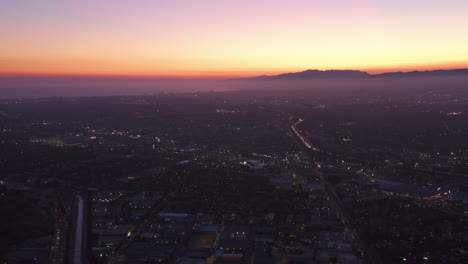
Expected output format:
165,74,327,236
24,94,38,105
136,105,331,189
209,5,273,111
1,80,467,263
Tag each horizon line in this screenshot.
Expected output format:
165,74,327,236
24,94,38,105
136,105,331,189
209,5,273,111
1,66,468,80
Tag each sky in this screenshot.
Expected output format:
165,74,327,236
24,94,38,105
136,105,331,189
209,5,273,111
1,0,468,78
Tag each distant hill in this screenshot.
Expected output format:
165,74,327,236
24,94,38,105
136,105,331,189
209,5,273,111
227,69,370,81
373,69,468,78
226,69,468,81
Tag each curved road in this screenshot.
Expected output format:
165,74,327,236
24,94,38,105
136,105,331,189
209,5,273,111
291,119,382,264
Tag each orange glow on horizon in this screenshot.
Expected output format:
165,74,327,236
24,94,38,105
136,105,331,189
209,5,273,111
1,1,468,79
1,61,467,80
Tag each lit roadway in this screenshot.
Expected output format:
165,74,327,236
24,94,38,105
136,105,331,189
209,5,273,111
291,119,382,264
72,194,88,264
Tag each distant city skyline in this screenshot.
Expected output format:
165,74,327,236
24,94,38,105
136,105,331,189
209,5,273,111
1,0,468,78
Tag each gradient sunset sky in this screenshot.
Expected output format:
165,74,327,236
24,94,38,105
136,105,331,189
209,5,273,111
1,0,468,78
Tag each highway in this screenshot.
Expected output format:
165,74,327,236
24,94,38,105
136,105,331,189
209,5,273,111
72,194,87,264
290,119,382,264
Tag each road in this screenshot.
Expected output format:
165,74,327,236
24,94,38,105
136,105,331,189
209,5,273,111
290,119,382,264
72,194,87,264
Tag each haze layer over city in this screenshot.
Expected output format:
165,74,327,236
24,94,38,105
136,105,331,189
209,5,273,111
0,1,467,264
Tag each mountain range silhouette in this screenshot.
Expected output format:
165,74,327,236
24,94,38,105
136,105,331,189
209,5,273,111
226,69,468,81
